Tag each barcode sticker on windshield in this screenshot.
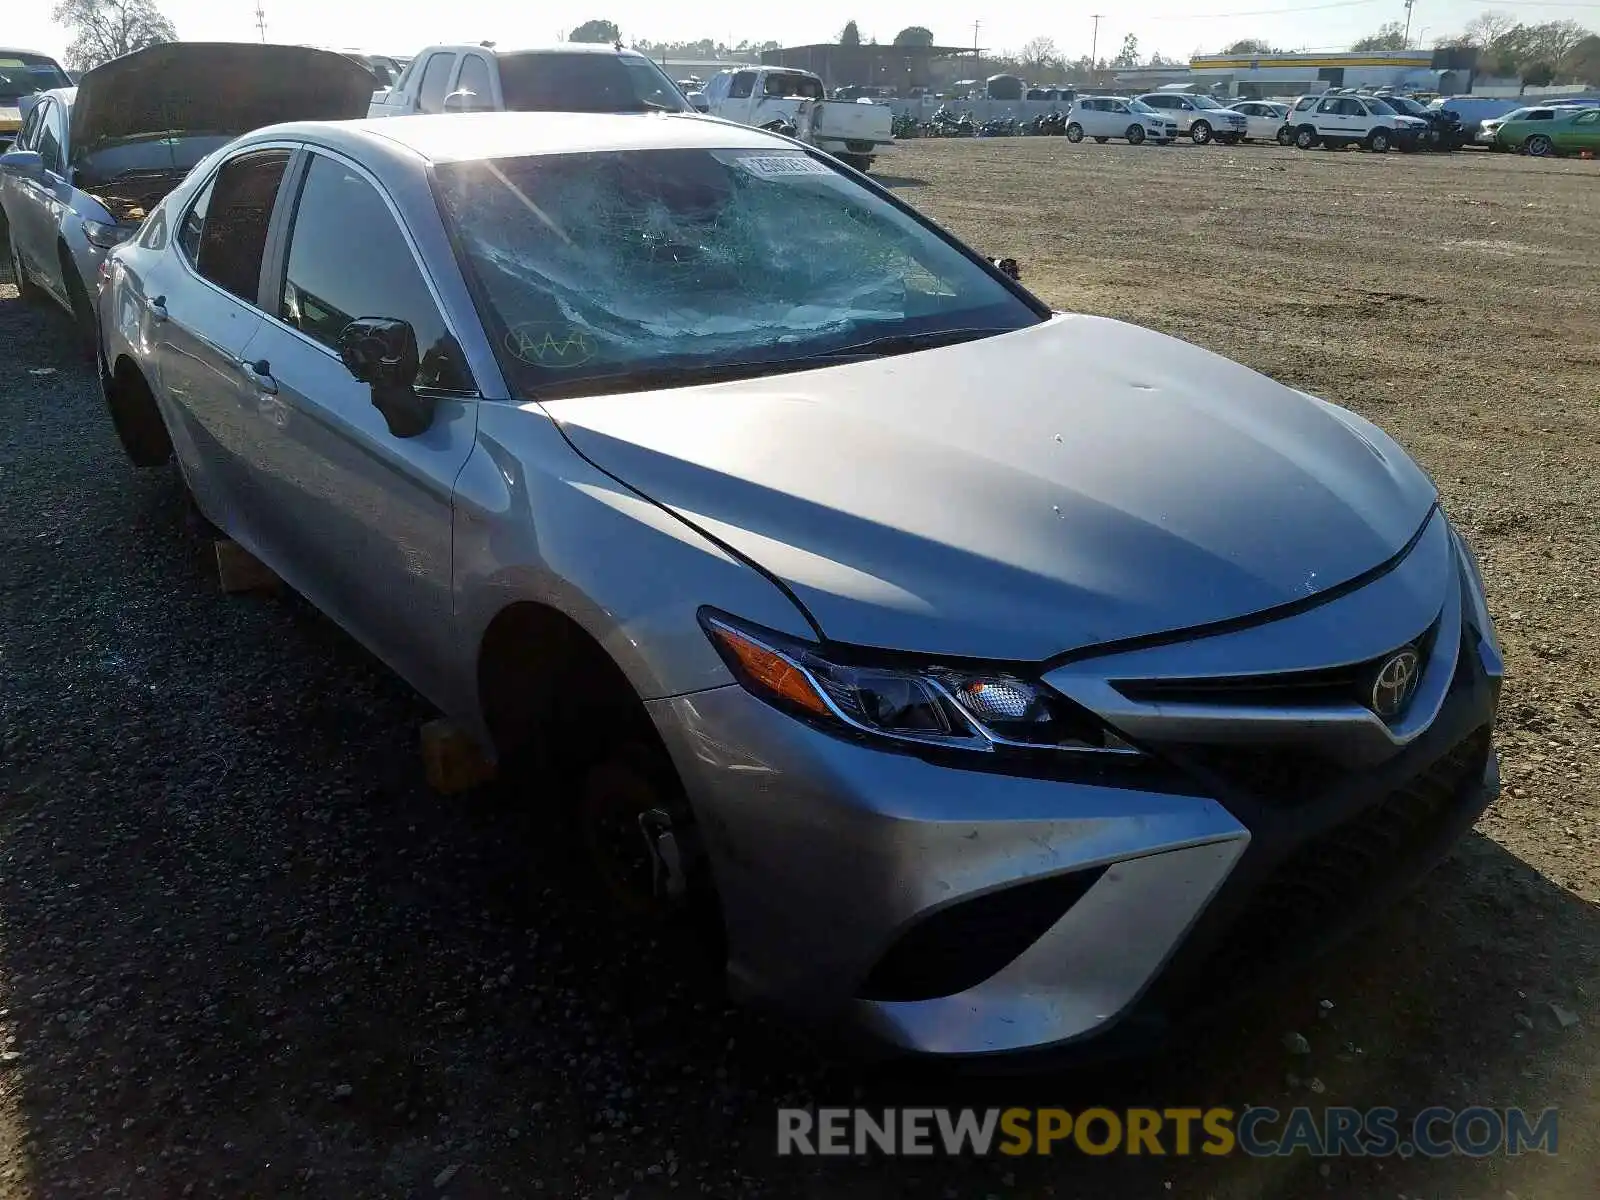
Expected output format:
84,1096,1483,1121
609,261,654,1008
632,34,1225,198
735,155,833,178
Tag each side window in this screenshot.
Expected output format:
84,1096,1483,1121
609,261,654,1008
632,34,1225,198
15,103,43,152
278,155,473,392
36,102,63,173
1316,97,1339,114
728,71,756,100
1574,111,1599,125
1528,110,1552,121
137,205,168,251
457,55,492,103
417,53,457,114
182,149,292,303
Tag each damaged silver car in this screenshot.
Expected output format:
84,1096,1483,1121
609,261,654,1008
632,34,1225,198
0,42,374,347
98,112,1503,1060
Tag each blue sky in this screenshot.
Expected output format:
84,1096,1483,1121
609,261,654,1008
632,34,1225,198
13,0,1600,65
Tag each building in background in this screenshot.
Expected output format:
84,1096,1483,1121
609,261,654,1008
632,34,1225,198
1189,48,1473,98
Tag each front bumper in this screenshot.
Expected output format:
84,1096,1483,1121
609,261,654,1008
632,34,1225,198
648,516,1502,1059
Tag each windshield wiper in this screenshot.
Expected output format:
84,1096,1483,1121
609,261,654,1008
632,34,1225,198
799,326,1017,361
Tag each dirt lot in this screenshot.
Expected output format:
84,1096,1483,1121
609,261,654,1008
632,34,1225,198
0,139,1596,1199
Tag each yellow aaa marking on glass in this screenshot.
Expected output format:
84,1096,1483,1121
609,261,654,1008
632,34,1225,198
506,323,597,368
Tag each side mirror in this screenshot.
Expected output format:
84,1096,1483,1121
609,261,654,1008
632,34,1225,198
990,257,1021,281
0,149,44,183
443,89,487,114
337,317,434,438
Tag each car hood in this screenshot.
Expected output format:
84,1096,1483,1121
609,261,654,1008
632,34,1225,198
70,42,375,160
545,316,1438,661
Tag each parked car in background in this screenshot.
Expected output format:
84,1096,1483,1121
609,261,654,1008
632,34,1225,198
96,108,1502,1059
702,66,894,172
1494,105,1600,156
0,49,71,153
1067,96,1178,145
1380,94,1466,150
368,44,693,119
1286,93,1427,152
0,42,375,347
1477,106,1553,149
1226,99,1290,143
1138,92,1247,144
1425,95,1527,141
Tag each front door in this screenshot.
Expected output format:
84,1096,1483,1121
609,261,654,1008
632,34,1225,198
242,149,479,704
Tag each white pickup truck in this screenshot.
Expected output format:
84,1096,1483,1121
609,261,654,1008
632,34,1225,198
367,43,692,118
701,67,893,171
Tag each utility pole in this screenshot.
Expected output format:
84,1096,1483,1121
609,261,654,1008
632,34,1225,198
254,3,266,42
1402,0,1416,47
972,19,981,71
1090,14,1104,71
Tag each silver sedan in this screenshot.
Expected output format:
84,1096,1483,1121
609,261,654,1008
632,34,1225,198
97,111,1503,1059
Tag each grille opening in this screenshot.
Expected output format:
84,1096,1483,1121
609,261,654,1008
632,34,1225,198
1147,726,1491,1010
1113,619,1440,715
857,865,1108,1003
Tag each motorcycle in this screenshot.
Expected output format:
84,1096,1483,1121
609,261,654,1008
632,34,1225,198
929,106,977,137
1029,111,1066,137
979,115,1019,138
891,112,921,139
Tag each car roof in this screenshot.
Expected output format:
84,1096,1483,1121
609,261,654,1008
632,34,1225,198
264,110,792,164
419,43,653,58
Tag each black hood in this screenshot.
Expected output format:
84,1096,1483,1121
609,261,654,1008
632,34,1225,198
71,42,376,161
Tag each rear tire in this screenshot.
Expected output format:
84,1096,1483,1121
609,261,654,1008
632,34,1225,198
102,358,173,468
1065,122,1083,142
1277,125,1295,146
1295,125,1319,150
7,228,46,304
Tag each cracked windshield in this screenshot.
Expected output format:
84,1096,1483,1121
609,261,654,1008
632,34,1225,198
433,147,1037,397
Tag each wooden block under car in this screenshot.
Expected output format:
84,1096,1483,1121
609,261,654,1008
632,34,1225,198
421,718,497,794
213,539,281,594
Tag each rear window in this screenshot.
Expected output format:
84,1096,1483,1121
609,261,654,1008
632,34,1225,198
0,54,70,101
496,52,688,114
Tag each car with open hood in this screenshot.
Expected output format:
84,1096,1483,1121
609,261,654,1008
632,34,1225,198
96,111,1502,1060
0,41,374,347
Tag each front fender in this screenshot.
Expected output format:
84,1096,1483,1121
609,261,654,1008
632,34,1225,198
448,400,816,742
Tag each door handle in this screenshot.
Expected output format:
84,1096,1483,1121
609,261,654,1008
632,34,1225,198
239,357,278,395
146,294,167,322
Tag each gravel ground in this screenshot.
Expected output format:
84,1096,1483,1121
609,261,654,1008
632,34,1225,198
0,141,1596,1198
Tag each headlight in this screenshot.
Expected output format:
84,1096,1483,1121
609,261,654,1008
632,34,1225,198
83,220,135,250
701,611,1134,755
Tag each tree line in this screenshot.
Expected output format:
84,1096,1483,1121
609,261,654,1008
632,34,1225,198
48,1,1600,87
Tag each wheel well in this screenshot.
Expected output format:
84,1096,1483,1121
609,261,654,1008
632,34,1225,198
476,601,661,774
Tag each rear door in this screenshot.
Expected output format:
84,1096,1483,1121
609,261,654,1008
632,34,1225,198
243,148,479,702
153,146,294,532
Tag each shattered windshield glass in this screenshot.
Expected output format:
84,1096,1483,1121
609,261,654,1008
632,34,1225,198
434,148,1040,398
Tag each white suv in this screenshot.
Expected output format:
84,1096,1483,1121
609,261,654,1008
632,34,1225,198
1286,93,1430,153
1066,96,1179,146
1137,93,1248,144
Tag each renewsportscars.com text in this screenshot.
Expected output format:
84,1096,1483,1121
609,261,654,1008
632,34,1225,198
776,1106,1559,1158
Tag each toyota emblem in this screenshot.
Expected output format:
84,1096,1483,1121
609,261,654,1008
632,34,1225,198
1370,649,1421,718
